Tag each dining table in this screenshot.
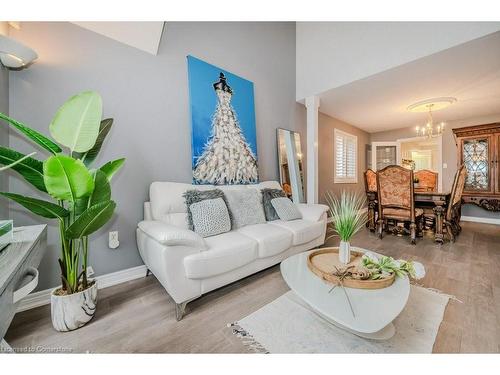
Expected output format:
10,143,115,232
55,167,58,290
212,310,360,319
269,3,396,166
366,189,451,243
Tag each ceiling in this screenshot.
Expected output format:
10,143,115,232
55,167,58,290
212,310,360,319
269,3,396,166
317,31,500,133
72,22,165,55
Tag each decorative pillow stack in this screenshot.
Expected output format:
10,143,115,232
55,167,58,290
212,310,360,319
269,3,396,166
184,186,300,238
184,189,232,237
261,188,287,221
271,197,302,221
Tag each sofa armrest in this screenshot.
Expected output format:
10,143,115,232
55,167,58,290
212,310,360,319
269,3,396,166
296,203,329,222
137,221,206,249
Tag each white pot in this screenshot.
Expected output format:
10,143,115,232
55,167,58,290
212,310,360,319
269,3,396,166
51,282,97,332
339,241,351,264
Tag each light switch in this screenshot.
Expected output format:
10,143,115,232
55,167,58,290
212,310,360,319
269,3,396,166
443,163,448,169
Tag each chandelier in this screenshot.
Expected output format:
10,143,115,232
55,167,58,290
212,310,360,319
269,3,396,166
407,97,457,138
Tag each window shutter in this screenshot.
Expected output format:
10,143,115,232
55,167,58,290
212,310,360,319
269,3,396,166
334,129,358,184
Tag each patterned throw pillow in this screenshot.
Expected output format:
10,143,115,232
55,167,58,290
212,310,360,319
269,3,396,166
271,197,302,221
224,189,266,229
261,188,286,221
189,198,231,237
184,189,232,230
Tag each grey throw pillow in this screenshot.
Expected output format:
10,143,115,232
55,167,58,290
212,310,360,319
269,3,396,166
271,197,302,221
261,188,286,221
189,198,231,237
184,189,232,230
224,189,266,228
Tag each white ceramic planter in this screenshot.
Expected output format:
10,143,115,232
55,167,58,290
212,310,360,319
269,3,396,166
51,282,97,332
339,241,351,264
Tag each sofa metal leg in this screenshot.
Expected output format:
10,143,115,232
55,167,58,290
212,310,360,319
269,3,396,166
145,268,151,277
175,302,188,321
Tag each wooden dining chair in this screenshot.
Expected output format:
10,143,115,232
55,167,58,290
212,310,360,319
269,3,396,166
442,165,467,242
376,165,423,244
414,169,438,192
363,169,378,232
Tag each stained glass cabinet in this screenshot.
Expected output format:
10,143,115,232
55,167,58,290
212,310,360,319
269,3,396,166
453,123,500,211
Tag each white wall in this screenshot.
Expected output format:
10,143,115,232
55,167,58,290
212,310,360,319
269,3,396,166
296,22,500,101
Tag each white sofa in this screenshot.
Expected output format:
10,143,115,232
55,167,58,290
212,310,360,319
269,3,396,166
136,180,328,320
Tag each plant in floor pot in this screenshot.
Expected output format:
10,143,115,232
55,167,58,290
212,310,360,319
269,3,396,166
0,91,125,332
325,190,367,264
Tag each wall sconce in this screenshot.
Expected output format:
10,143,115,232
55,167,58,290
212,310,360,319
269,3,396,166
0,34,38,69
0,22,37,70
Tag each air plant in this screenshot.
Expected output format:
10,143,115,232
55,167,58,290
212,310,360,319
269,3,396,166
325,190,368,242
362,252,426,280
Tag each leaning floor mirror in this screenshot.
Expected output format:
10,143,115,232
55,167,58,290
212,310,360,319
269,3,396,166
277,128,305,203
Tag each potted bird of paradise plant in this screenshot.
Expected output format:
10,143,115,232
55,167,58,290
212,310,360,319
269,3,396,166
0,91,124,331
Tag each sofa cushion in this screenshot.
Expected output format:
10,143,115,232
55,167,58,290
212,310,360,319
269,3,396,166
238,223,293,258
183,231,258,279
271,197,302,221
224,189,266,228
269,219,324,245
261,188,287,221
189,198,231,238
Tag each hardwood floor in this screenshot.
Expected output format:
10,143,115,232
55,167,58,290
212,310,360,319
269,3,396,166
5,221,500,353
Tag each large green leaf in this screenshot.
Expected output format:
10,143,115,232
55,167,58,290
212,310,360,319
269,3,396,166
88,169,111,206
0,112,62,154
74,118,113,166
49,91,102,153
73,169,111,214
0,192,69,220
0,147,47,192
65,200,116,239
43,155,94,202
99,158,125,181
0,151,36,171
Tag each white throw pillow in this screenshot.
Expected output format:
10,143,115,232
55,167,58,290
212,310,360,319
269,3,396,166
189,198,231,237
271,197,302,221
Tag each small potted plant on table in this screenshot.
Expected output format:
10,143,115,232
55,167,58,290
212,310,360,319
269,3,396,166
325,190,368,264
0,91,124,331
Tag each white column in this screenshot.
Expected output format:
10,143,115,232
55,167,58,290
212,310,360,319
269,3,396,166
305,96,320,204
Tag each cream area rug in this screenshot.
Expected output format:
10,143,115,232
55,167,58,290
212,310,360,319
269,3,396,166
230,285,450,353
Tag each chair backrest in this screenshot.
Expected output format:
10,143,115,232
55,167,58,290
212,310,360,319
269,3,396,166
376,165,415,218
364,169,377,192
415,169,438,191
446,165,467,221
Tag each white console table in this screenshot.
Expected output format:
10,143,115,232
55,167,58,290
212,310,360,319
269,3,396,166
0,225,47,352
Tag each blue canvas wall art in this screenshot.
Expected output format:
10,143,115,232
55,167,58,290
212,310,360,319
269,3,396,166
187,55,258,185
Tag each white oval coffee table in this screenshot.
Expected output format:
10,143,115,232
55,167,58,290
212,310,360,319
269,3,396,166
280,248,410,340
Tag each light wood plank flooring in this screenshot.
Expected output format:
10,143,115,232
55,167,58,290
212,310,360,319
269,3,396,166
5,221,500,353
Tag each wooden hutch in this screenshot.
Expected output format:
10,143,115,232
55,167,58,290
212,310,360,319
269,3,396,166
452,123,500,211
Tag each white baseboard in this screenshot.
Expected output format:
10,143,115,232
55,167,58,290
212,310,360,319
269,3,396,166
16,265,148,313
460,216,500,225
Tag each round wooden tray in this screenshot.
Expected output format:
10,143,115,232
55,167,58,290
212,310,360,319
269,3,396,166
307,247,395,289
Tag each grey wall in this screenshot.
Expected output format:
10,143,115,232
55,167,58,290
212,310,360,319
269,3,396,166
370,113,500,220
8,22,303,290
0,66,8,218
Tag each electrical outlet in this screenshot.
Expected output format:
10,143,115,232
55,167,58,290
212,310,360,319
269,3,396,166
443,163,448,169
109,231,120,249
86,266,95,277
